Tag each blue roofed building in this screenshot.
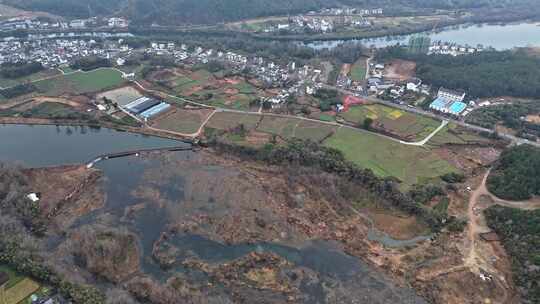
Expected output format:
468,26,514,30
429,87,468,116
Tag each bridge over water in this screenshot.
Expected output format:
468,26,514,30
86,145,194,168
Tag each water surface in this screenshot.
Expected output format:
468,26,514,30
306,22,540,50
0,124,184,167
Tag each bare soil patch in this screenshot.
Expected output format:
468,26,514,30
150,107,213,134
384,59,416,81
340,64,351,76
525,114,540,124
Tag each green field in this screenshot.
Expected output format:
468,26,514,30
207,111,457,188
340,104,441,141
152,109,209,134
324,127,457,189
206,112,261,130
34,68,125,96
257,116,337,142
427,123,490,146
350,58,367,81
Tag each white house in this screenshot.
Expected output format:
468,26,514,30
437,87,466,102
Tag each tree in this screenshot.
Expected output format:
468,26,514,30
363,117,374,130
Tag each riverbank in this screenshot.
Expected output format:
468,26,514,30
0,116,195,143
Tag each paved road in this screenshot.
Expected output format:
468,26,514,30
399,120,448,146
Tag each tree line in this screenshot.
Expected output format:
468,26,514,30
465,101,540,140
9,0,540,25
0,62,44,79
208,137,464,231
487,144,540,200
377,47,540,99
485,205,540,304
70,56,111,71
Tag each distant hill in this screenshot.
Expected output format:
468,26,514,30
0,0,124,19
2,0,539,25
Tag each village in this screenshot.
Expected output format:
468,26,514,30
232,7,383,34
0,16,129,32
0,31,495,123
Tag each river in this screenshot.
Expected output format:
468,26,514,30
306,22,540,50
0,124,427,303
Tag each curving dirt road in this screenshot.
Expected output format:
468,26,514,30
461,169,540,302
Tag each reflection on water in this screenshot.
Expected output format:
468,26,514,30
0,124,184,167
306,22,540,50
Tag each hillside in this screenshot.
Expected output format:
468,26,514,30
377,48,540,99
3,0,540,25
485,206,540,304
487,145,540,200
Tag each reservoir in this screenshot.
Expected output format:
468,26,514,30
306,22,540,50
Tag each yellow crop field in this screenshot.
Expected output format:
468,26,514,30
5,278,40,304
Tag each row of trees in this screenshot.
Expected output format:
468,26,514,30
209,138,453,231
0,62,44,79
377,47,540,98
70,57,111,71
0,84,37,99
465,101,540,139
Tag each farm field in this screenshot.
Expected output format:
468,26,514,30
350,58,367,81
339,104,441,141
150,108,213,134
207,112,338,142
324,127,457,189
257,116,337,142
5,278,40,304
0,265,40,304
427,122,490,146
206,112,261,131
148,68,260,110
34,68,125,96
